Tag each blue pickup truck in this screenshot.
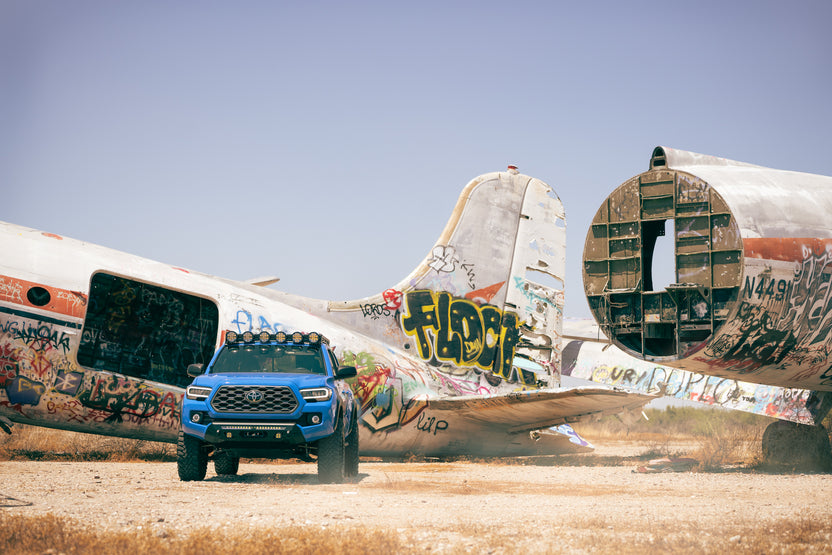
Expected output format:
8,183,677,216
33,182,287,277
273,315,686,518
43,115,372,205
178,330,358,483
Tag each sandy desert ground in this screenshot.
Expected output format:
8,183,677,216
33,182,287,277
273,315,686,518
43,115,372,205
2,448,831,553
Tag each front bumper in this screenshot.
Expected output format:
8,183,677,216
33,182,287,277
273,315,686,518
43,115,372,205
202,421,306,445
181,401,337,444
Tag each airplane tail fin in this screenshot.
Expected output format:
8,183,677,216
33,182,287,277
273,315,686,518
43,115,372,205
324,167,566,386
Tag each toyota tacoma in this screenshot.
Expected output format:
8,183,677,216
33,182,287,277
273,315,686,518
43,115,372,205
178,330,358,483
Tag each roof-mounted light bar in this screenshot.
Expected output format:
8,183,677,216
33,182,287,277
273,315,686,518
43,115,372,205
224,330,329,346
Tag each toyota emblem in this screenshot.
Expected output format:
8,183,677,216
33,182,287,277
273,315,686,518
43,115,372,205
245,390,264,403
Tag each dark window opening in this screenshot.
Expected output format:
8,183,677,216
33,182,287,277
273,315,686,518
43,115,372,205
642,219,675,292
77,273,219,388
639,220,679,358
27,286,51,307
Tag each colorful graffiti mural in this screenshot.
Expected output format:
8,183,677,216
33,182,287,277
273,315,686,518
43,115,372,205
1,311,183,440
564,339,817,424
697,249,832,386
400,290,520,380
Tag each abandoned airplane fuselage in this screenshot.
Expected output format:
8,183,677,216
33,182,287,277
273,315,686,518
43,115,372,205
1,169,653,458
583,147,832,395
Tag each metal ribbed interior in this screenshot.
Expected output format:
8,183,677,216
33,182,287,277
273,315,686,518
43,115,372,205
582,163,742,360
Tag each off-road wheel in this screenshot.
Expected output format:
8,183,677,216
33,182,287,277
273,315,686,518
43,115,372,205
177,429,207,481
317,416,345,483
214,451,240,476
344,411,359,478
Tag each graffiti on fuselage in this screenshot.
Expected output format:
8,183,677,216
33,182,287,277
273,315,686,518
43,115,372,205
231,310,285,335
567,341,815,424
698,248,832,384
342,347,502,435
1,314,182,431
343,350,433,433
399,290,520,380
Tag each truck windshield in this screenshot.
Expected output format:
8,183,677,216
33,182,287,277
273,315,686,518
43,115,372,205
210,345,326,374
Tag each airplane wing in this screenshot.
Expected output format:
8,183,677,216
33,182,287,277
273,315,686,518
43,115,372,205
427,387,653,434
562,319,821,425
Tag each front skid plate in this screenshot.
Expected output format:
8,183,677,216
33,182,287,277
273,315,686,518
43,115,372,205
203,422,305,444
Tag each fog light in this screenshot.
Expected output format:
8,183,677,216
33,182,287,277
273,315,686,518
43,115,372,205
226,432,232,438
191,412,202,423
311,414,321,425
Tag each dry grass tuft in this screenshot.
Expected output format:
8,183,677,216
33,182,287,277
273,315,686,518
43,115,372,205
0,424,175,462
5,512,828,555
564,514,832,554
690,420,763,470
577,407,773,442
0,513,403,555
576,407,783,470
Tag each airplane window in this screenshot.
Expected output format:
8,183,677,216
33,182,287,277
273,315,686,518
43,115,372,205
77,273,219,388
27,286,52,307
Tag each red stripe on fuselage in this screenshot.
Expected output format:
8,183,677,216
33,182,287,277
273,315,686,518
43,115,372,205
743,238,832,263
0,274,87,319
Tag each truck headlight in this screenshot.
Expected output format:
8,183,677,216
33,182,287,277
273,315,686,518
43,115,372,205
300,387,332,402
186,386,213,400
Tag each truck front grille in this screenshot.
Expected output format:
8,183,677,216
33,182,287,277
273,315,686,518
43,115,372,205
211,386,298,414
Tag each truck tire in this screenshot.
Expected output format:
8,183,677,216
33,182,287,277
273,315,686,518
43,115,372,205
177,429,207,481
317,416,345,483
344,411,359,478
214,451,240,476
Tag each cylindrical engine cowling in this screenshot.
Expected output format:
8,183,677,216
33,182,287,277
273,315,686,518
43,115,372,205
583,146,832,391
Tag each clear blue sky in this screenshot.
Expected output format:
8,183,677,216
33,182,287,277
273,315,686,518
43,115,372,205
3,1,831,319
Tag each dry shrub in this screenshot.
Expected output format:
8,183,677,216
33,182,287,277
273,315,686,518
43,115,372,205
0,513,403,555
564,407,802,471
691,420,763,470
0,424,175,462
578,407,771,440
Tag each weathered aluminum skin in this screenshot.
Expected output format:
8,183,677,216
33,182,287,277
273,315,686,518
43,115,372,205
1,168,652,457
583,146,832,392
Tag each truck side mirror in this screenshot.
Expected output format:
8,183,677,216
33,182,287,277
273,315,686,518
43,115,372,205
187,363,204,378
335,365,357,379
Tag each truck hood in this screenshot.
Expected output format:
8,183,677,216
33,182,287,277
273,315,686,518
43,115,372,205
191,373,332,389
